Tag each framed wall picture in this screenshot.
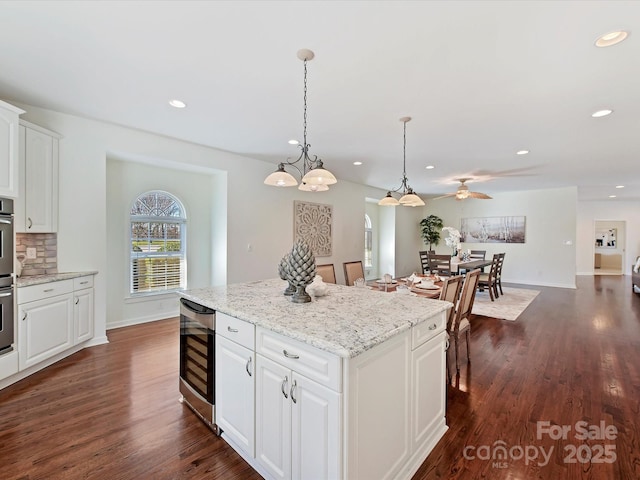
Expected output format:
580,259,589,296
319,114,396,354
460,216,526,244
595,228,616,248
293,201,332,257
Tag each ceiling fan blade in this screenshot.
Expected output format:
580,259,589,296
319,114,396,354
468,191,492,199
432,193,456,200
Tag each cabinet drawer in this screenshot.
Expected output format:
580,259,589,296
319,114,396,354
18,279,73,304
73,275,94,290
411,310,447,350
217,312,254,350
256,327,342,392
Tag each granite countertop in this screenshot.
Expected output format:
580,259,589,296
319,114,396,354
17,271,98,287
179,278,451,358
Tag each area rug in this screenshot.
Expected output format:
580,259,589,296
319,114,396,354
471,287,540,321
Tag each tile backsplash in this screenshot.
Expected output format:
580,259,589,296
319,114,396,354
16,233,58,277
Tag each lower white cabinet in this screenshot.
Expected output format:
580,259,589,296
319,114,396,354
17,275,96,371
255,354,340,480
18,291,73,370
216,335,255,457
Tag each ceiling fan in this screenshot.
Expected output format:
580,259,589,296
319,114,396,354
433,178,492,200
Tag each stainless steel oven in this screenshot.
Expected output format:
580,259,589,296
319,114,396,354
179,298,217,433
0,197,14,355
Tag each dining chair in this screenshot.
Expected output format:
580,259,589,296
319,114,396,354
439,275,464,383
343,261,365,286
448,269,480,374
469,250,486,260
495,253,506,295
477,253,500,301
426,253,452,276
418,250,435,275
316,263,336,284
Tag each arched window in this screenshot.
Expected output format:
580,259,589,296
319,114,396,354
364,214,373,268
130,191,186,294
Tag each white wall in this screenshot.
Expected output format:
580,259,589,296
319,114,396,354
577,201,640,275
424,187,578,289
15,102,402,334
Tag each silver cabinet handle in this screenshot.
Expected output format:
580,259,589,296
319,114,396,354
0,292,12,298
246,357,252,377
28,217,32,229
22,312,27,321
227,326,239,333
290,380,297,404
43,289,54,293
80,281,89,285
75,298,80,305
283,349,299,359
428,323,437,330
281,375,289,399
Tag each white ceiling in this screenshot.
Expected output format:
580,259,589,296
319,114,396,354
1,1,639,201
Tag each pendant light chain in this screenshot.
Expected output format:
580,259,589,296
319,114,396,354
303,58,308,150
402,119,407,190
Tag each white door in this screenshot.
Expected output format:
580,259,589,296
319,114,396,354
256,354,291,480
19,295,73,369
291,373,341,480
411,331,446,450
216,335,255,457
24,127,55,232
74,288,94,344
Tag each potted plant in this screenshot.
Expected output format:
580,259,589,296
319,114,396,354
420,215,444,251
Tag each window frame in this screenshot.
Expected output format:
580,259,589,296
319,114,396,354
129,190,187,296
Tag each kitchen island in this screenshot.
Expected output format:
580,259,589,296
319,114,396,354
179,278,451,480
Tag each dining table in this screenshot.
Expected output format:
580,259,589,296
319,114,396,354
450,258,493,274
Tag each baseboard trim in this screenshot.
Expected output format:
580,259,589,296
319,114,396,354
107,310,179,330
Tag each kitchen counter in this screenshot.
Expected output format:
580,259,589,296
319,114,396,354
179,278,451,358
17,271,98,287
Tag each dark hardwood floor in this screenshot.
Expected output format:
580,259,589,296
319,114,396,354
1,275,638,479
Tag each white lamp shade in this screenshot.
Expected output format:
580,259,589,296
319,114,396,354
302,167,337,186
264,168,298,187
399,193,425,206
299,182,329,192
378,193,400,206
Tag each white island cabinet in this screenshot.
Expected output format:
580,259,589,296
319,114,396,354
181,278,451,480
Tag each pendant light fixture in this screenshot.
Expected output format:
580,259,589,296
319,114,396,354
264,49,337,191
378,117,425,207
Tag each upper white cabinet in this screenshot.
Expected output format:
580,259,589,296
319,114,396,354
0,100,25,198
16,120,61,233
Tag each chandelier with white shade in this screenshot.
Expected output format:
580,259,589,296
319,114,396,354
378,117,425,207
264,49,337,192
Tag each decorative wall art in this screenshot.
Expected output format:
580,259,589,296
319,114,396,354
293,201,332,256
460,216,526,244
595,228,616,248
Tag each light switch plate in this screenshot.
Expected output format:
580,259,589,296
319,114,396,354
26,247,37,259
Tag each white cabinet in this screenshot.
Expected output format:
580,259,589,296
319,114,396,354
73,276,94,344
255,329,341,480
16,120,61,233
0,100,24,198
17,275,96,371
216,334,255,457
18,280,74,370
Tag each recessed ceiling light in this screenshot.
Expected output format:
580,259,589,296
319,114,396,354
353,161,363,166
595,30,629,48
288,139,299,145
609,195,617,198
425,165,435,170
516,150,529,155
615,185,624,189
168,99,186,108
591,109,613,118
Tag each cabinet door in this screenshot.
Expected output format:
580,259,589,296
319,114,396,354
0,103,21,198
291,373,341,480
18,294,73,369
74,288,94,344
256,354,291,480
411,330,446,450
216,335,255,457
24,127,56,232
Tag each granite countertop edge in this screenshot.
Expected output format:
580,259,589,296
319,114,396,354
17,271,99,287
178,278,451,359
